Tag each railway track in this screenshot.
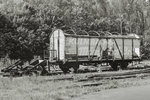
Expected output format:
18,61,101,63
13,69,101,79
1,63,150,90
23,64,150,83
1,62,150,82
35,67,150,89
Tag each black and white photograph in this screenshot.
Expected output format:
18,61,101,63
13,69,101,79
0,0,150,100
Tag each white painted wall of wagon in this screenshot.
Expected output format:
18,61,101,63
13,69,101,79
49,29,65,61
50,29,141,61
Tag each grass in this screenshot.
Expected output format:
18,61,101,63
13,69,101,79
0,75,150,100
1,60,150,100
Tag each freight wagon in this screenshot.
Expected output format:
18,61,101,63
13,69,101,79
48,29,141,73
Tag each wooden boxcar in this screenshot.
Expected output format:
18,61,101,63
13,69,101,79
49,29,141,73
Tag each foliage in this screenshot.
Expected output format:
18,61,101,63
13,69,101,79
0,0,149,60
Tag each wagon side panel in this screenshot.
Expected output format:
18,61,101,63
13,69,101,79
133,39,140,58
78,38,89,56
90,38,101,58
49,30,65,61
114,39,123,59
99,39,114,59
65,37,76,60
124,39,132,59
59,31,65,60
113,38,140,60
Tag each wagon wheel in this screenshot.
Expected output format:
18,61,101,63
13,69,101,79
72,64,79,73
109,62,119,71
59,63,70,73
120,62,128,70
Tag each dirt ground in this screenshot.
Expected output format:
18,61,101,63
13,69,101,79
74,84,150,100
0,60,150,100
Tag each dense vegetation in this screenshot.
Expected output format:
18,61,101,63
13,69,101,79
0,0,150,61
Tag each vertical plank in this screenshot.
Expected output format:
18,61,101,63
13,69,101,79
122,38,124,60
58,30,60,61
99,40,102,60
49,34,51,61
132,39,134,60
64,36,66,61
53,33,55,58
106,38,108,60
89,37,91,59
76,37,78,62
114,39,123,60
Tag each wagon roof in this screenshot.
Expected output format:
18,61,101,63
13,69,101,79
51,29,140,39
62,29,140,39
